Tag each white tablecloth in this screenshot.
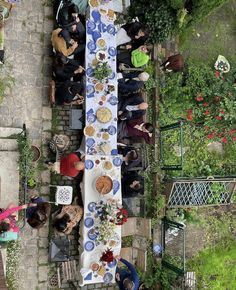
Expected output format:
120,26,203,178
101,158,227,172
79,154,122,286
85,0,118,156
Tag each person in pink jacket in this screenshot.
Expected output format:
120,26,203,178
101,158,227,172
0,203,37,233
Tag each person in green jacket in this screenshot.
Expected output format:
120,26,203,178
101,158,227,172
117,45,150,70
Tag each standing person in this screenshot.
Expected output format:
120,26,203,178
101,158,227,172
160,54,184,72
0,203,37,233
115,256,139,290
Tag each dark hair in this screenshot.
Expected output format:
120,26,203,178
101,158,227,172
70,82,83,96
54,53,69,66
123,278,134,289
123,22,147,40
53,213,70,232
127,149,138,161
27,203,51,229
0,221,10,233
143,123,154,133
68,3,79,15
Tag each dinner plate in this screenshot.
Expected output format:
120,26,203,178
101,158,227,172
96,50,108,62
88,202,97,212
84,241,95,252
87,114,96,123
109,72,116,80
86,84,95,95
86,67,94,77
84,217,94,228
103,272,113,283
107,259,117,268
85,160,94,170
108,47,116,57
87,20,96,30
87,40,97,52
92,30,102,42
91,10,101,23
108,95,118,105
113,157,123,167
86,138,95,147
88,229,98,240
107,125,116,135
106,24,116,35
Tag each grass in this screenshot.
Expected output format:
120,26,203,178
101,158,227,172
6,241,21,290
189,241,236,289
179,0,236,67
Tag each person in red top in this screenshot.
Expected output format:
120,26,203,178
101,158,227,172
60,153,84,177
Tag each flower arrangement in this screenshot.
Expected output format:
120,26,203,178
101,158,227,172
96,219,116,242
94,62,112,81
100,248,114,263
96,199,128,225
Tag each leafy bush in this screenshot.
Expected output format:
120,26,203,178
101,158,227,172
128,0,177,43
0,63,14,104
168,0,186,10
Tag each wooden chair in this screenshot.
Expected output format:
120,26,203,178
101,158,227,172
57,260,78,289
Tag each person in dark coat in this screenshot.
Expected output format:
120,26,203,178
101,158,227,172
118,72,149,95
55,80,84,105
118,146,140,172
118,118,154,144
52,53,84,82
118,94,148,121
115,256,139,290
122,171,144,196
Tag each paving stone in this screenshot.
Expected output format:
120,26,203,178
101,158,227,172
38,265,48,282
39,237,49,249
42,106,52,120
38,225,49,238
41,170,51,184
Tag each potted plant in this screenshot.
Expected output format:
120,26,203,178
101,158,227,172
31,145,41,162
27,177,37,189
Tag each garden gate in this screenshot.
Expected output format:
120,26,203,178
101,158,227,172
166,178,236,207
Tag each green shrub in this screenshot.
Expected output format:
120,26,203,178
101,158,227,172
0,63,14,104
128,1,177,43
168,0,186,10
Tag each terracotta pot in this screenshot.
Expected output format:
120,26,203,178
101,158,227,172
31,145,41,162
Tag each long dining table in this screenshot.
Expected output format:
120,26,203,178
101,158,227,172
79,0,122,286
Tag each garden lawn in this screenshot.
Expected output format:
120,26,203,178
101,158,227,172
180,0,236,67
189,241,236,290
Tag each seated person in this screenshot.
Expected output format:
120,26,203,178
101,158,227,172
26,195,51,229
160,53,184,72
118,71,149,95
118,145,140,171
52,53,84,82
51,28,83,58
122,171,144,197
118,95,148,121
117,45,150,69
0,203,37,233
115,256,139,290
54,80,84,105
49,152,84,178
118,118,154,144
53,203,83,235
116,21,148,49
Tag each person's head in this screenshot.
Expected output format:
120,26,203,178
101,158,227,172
130,180,141,191
123,278,135,290
27,215,44,229
55,53,69,66
143,123,154,134
126,149,138,162
53,213,70,232
138,102,148,110
0,221,10,233
138,72,149,82
70,83,82,96
68,3,79,16
74,161,85,171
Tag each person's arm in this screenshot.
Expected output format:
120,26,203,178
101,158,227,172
0,205,29,220
120,258,139,287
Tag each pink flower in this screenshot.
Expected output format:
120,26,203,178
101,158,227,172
229,129,236,135
213,96,220,102
232,137,236,141
216,116,222,121
204,110,210,116
195,96,204,101
221,137,228,143
215,71,220,77
207,133,215,139
203,102,209,107
220,111,225,115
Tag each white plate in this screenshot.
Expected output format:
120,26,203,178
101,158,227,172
96,50,108,62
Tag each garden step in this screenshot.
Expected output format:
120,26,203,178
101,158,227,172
0,138,18,151
0,249,6,276
0,127,22,138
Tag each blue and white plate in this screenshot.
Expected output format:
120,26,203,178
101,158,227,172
86,67,94,77
87,146,96,155
113,157,123,166
87,20,96,30
92,30,102,42
88,229,98,240
88,202,97,212
108,47,116,57
111,149,118,155
87,108,94,114
85,160,94,170
84,241,95,252
84,272,92,280
108,259,117,268
86,138,95,147
108,125,116,135
87,114,96,123
109,72,116,80
113,180,120,195
84,217,94,228
87,40,97,51
91,10,101,23
108,95,118,105
107,24,116,35
103,272,113,283
86,85,95,95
